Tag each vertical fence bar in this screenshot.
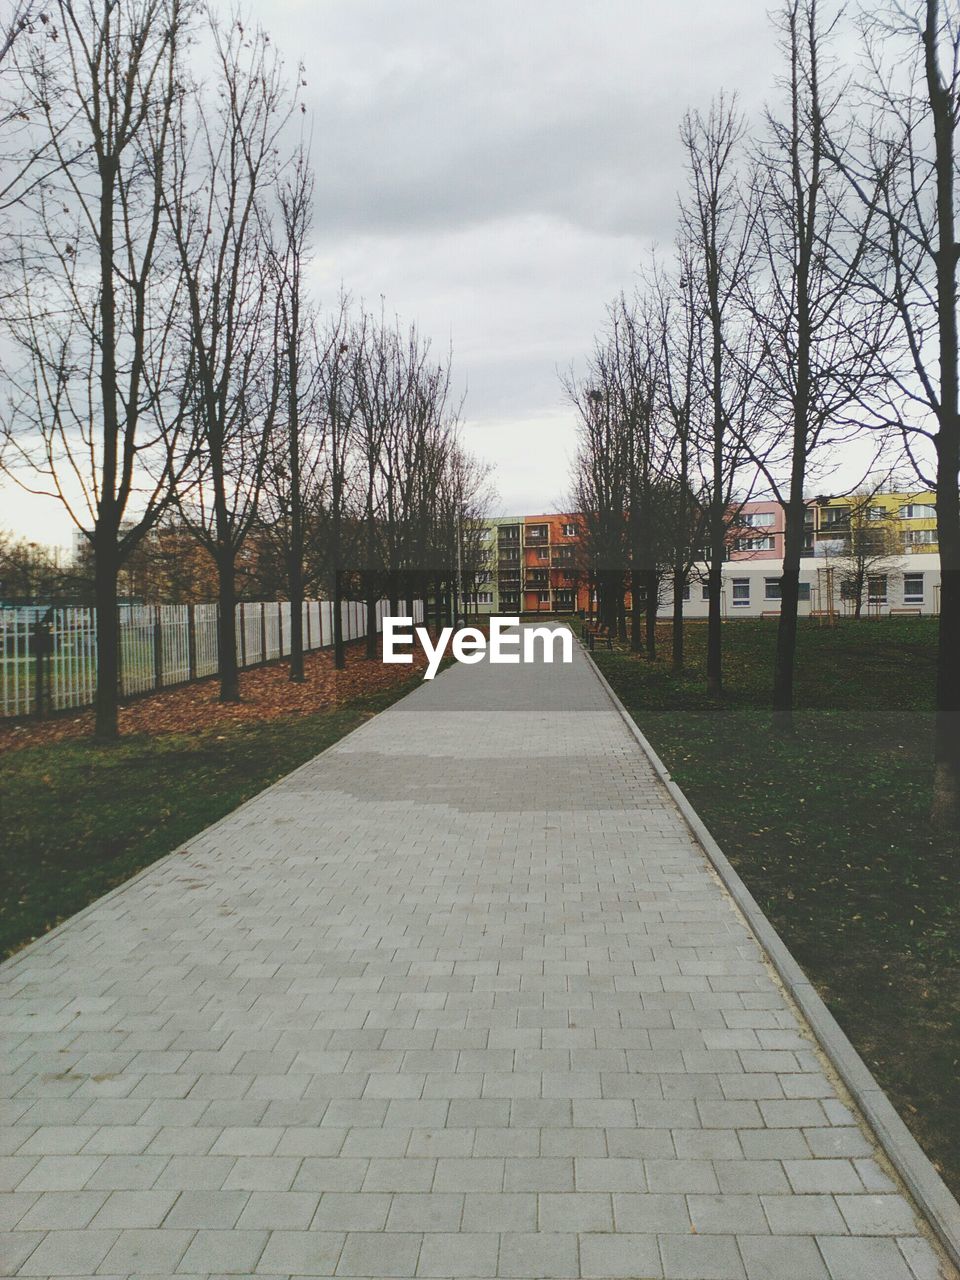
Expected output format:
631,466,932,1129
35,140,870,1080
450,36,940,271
154,606,163,691
188,604,197,681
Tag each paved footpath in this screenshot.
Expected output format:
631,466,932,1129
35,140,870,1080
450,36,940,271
2,633,956,1280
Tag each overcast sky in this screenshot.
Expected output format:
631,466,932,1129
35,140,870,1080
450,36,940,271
2,0,784,545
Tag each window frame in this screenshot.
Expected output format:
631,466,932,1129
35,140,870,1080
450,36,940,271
731,577,751,606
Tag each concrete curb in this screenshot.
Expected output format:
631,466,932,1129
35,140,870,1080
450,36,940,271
580,640,960,1272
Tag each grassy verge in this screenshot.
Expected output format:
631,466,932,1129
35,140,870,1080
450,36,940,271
0,674,425,958
593,617,960,1199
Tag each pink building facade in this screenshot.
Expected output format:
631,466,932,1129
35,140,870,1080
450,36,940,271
728,500,815,562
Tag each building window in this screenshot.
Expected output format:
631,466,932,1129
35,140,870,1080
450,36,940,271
904,528,937,546
821,506,850,526
681,583,691,601
562,523,577,537
765,578,810,602
537,548,548,560
734,536,775,552
732,578,750,606
537,591,549,604
903,573,924,604
899,503,936,519
740,511,775,527
701,583,711,601
868,574,888,604
473,592,493,605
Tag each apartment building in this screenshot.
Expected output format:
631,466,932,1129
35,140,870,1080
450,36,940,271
467,514,590,615
471,492,943,619
716,491,941,617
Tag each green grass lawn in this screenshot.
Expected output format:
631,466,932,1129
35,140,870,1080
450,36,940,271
594,617,960,1198
0,675,425,959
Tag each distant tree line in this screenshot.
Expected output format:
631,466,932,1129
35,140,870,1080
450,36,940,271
0,0,492,735
568,0,960,828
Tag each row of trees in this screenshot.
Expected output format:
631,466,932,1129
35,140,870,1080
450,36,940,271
569,0,960,826
0,0,490,736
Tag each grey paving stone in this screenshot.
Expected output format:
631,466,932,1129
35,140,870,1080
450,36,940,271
15,1226,119,1274
687,1194,768,1235
336,1230,423,1277
0,1231,44,1275
388,1193,465,1232
818,1235,915,1280
417,1231,499,1277
497,1231,578,1278
738,1234,829,1279
176,1228,268,1274
762,1194,847,1235
97,1226,195,1274
658,1232,746,1279
255,1228,345,1274
580,1231,662,1277
0,634,956,1280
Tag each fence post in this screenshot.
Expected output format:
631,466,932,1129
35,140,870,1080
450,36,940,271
239,602,247,668
187,604,197,681
154,605,163,690
260,602,267,665
305,601,312,651
278,602,284,657
115,606,123,697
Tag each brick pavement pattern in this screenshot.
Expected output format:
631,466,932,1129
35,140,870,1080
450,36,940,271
1,632,956,1278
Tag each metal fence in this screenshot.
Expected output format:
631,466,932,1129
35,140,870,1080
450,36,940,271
0,597,425,719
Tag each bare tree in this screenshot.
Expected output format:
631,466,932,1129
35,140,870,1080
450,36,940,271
837,0,960,823
315,307,356,670
164,13,291,702
818,485,903,617
566,368,630,635
262,148,322,682
651,247,710,673
680,95,758,696
1,0,191,738
746,0,886,729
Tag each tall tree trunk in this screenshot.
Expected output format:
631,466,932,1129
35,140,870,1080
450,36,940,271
93,537,120,739
216,549,240,702
672,565,685,673
288,548,304,682
365,586,378,659
630,568,642,652
772,491,807,730
706,559,723,696
644,567,658,661
926,0,960,827
433,574,444,632
333,567,345,670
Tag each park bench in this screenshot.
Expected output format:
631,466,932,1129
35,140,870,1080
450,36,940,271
584,623,613,651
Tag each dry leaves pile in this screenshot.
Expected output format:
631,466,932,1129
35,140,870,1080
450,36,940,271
0,639,433,755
